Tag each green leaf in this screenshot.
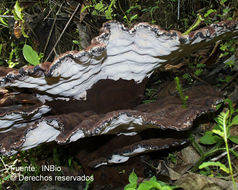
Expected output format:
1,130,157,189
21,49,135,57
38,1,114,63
200,131,222,145
212,129,224,138
105,9,113,19
194,69,203,76
21,24,29,38
124,188,135,190
14,1,23,20
137,183,152,190
204,9,216,18
94,2,104,11
138,180,162,190
129,171,138,186
73,40,80,45
80,5,91,14
124,183,136,190
223,8,230,14
224,99,234,114
0,44,2,56
68,157,72,167
129,14,138,22
230,149,238,158
199,161,230,174
23,44,40,66
162,186,174,190
229,136,238,144
3,174,11,181
216,103,222,110
0,17,8,26
231,115,238,125
220,0,227,5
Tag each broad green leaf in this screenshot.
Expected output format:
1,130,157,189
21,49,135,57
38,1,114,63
200,131,222,145
231,115,238,125
129,171,138,186
199,161,230,174
23,44,40,66
229,136,238,144
14,1,23,20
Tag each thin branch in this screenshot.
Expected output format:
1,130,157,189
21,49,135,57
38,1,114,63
211,145,238,162
43,3,62,59
44,3,81,62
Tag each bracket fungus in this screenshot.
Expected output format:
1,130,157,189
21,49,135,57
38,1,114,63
0,20,237,166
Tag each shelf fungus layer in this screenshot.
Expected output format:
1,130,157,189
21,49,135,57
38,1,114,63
0,20,237,102
0,85,222,166
0,20,236,166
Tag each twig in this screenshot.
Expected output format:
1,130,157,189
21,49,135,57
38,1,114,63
43,4,62,58
211,145,238,162
221,72,238,91
45,3,81,62
43,3,62,59
43,3,57,21
190,73,212,86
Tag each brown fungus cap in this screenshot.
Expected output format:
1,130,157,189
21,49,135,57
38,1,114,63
0,85,222,158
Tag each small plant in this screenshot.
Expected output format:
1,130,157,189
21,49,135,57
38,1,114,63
168,153,177,165
182,73,193,84
124,171,179,190
198,99,238,189
143,88,158,104
194,63,206,76
72,40,82,50
84,175,94,190
81,0,117,20
123,3,141,25
174,77,188,108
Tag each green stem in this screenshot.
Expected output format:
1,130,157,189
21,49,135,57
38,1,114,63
183,14,204,35
192,147,225,172
225,140,237,189
191,135,204,155
175,77,188,108
223,111,237,189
